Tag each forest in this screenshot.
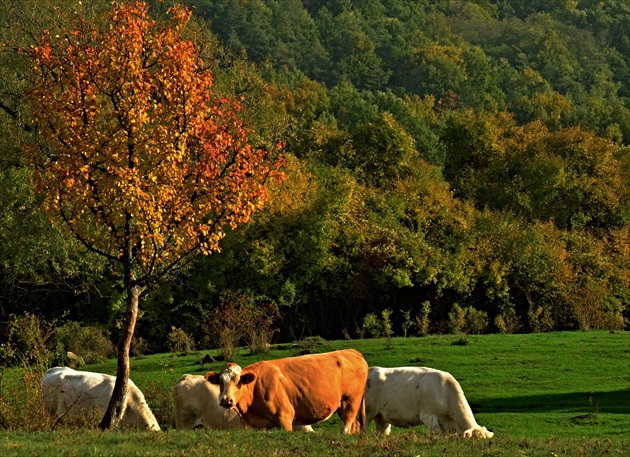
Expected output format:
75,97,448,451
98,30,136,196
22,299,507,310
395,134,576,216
0,0,628,361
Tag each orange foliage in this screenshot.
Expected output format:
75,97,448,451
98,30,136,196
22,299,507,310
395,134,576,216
24,2,283,275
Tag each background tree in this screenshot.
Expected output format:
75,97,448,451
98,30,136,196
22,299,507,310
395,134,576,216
23,2,283,429
1,0,628,359
0,0,111,326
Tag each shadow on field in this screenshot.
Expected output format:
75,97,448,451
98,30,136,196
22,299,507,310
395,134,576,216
476,389,630,415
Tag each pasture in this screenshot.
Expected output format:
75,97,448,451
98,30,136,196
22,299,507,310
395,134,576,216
1,331,628,456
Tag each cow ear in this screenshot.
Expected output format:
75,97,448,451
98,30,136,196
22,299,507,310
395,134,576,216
240,373,256,385
205,372,220,385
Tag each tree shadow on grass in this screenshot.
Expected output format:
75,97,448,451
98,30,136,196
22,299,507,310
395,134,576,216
474,389,630,415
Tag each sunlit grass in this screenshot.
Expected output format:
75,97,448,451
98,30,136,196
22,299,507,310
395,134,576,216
1,331,628,456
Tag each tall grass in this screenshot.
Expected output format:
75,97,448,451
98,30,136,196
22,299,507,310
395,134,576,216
0,331,628,456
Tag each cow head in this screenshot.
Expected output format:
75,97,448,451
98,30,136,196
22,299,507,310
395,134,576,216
205,363,256,409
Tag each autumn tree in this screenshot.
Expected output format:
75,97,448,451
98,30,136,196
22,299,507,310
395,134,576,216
23,2,283,429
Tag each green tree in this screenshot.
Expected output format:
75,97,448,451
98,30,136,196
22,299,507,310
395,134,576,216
0,0,108,323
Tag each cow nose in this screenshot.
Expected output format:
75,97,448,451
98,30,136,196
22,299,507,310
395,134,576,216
220,397,234,408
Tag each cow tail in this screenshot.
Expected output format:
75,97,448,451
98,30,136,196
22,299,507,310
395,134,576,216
358,393,367,433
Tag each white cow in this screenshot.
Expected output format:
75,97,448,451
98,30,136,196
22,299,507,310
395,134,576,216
173,374,315,431
365,366,494,438
41,367,160,431
173,374,242,430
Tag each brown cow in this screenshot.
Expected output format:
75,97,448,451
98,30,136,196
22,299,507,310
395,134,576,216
173,374,314,432
205,349,368,433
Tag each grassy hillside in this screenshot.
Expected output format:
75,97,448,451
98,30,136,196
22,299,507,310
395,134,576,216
1,331,628,456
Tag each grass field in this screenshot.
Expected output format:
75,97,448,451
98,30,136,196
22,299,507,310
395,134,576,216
1,331,628,456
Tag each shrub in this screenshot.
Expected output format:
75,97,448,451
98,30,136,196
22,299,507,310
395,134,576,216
244,301,281,355
360,313,382,338
294,336,330,355
54,322,115,364
567,278,627,331
448,304,489,335
465,307,489,334
131,336,149,357
1,313,56,369
528,304,555,333
167,327,195,355
0,367,51,431
382,309,394,348
495,306,521,334
203,290,281,360
400,310,413,337
448,304,466,334
415,301,432,336
139,379,174,430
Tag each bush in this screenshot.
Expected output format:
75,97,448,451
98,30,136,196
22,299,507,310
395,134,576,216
359,313,382,338
0,313,56,369
54,322,115,364
131,336,149,357
528,304,555,333
381,309,394,348
203,290,281,360
567,278,627,331
0,367,51,431
465,307,489,334
294,336,330,355
448,304,489,335
245,301,281,355
495,306,521,334
166,327,195,355
400,310,413,337
139,379,175,430
415,301,432,336
358,309,394,345
448,304,466,334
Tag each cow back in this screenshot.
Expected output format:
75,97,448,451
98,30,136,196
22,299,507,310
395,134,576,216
42,367,116,417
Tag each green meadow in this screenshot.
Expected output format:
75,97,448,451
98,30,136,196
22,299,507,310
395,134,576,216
1,331,628,456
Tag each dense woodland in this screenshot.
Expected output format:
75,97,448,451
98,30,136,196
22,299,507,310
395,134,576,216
0,0,628,360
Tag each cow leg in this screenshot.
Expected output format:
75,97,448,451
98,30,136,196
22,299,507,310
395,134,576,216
279,420,293,431
338,399,363,434
419,413,442,433
338,409,354,434
374,415,392,436
294,425,314,433
277,411,295,431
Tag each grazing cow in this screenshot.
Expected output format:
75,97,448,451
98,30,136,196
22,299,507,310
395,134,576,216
365,366,494,438
173,374,314,431
205,349,368,433
41,366,160,431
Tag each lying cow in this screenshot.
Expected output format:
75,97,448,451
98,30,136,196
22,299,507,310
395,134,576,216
365,366,494,438
173,374,242,430
205,349,368,433
173,374,314,431
41,366,160,431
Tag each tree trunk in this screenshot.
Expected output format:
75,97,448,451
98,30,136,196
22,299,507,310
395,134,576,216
98,281,142,430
